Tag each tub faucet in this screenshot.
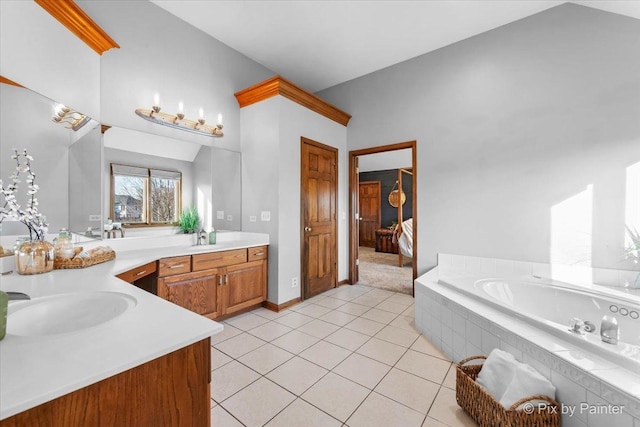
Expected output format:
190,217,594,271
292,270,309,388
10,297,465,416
600,315,619,345
569,318,596,334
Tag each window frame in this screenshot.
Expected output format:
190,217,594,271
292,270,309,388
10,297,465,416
110,163,182,227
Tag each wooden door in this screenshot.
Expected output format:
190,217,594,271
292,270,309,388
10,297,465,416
157,269,221,319
301,138,337,299
358,181,380,247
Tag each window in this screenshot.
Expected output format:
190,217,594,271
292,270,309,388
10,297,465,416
111,164,181,226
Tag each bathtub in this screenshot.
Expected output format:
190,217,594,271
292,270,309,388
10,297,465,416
415,256,640,425
446,276,640,373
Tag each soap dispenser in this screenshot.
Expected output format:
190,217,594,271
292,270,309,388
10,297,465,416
54,229,75,259
209,228,217,245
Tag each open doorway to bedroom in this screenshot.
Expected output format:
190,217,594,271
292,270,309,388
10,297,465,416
349,141,417,296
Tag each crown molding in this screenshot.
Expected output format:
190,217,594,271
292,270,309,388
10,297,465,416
34,0,119,55
0,75,25,88
234,76,351,126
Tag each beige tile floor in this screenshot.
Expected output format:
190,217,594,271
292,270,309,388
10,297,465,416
210,284,477,427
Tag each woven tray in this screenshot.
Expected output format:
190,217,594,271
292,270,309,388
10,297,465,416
54,250,116,269
456,355,560,427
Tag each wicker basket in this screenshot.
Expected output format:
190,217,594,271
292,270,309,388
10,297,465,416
54,250,116,269
456,355,560,427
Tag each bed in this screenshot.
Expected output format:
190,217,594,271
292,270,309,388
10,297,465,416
389,168,413,266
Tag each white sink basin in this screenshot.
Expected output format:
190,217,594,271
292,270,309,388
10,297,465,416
187,244,218,251
7,291,137,337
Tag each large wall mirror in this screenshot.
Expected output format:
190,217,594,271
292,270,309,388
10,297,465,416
103,126,242,237
0,81,102,240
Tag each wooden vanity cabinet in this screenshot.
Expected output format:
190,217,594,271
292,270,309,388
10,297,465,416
223,259,267,315
156,255,221,320
156,245,268,319
116,260,157,294
192,245,268,317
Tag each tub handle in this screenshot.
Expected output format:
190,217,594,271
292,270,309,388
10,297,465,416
457,355,487,367
509,395,561,412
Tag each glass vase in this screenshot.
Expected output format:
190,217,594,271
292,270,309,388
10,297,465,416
15,240,55,275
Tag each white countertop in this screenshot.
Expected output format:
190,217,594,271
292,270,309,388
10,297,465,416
0,231,269,420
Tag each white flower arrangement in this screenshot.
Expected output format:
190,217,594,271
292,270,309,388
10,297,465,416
0,149,48,240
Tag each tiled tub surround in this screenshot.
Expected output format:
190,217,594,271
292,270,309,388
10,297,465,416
415,254,640,427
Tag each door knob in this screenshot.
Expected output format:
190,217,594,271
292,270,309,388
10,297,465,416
359,217,363,220
304,226,312,232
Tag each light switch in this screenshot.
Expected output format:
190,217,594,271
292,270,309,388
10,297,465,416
226,215,233,221
249,216,257,222
89,215,101,221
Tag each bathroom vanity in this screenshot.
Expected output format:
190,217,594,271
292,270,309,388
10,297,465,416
0,232,269,426
117,245,268,320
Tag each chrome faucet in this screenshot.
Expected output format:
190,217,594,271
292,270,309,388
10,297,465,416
197,229,207,246
600,315,619,345
569,318,596,334
7,292,30,301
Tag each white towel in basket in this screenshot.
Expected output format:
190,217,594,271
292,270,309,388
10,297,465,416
500,362,556,409
475,349,518,400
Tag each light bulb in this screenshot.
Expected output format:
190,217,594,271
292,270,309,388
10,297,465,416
178,101,184,114
217,113,223,125
198,108,204,119
153,93,160,107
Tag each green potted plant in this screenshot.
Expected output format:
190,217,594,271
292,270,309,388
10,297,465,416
178,205,200,234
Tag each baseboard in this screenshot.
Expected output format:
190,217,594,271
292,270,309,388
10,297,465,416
337,279,351,287
263,297,301,312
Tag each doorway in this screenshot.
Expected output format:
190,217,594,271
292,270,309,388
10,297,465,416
349,141,417,295
301,137,338,299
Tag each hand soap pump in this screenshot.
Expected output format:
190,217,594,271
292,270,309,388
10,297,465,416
209,228,216,245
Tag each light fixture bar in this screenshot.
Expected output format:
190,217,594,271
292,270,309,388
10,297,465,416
51,104,91,131
135,108,224,137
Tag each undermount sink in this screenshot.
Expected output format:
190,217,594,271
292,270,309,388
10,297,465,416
187,244,217,251
7,291,137,337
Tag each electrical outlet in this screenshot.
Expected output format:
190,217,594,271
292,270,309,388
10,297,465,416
226,215,233,221
249,215,257,222
89,215,101,221
291,277,299,288
261,211,271,221
216,211,224,219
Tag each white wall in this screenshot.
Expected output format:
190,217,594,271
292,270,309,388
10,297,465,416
319,4,640,275
80,0,274,153
0,1,100,120
359,149,412,172
241,96,348,304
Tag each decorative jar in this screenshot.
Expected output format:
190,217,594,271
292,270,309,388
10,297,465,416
15,240,54,275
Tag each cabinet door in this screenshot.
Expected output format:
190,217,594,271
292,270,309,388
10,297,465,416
157,269,221,318
222,260,267,315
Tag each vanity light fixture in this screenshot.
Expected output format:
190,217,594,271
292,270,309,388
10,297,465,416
135,94,224,137
51,103,91,131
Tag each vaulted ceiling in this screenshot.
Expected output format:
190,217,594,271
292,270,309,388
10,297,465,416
152,1,640,92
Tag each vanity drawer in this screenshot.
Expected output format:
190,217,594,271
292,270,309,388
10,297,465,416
116,261,157,283
192,249,247,271
158,255,192,277
248,246,268,262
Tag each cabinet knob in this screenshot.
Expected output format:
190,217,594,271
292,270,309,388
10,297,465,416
304,226,312,232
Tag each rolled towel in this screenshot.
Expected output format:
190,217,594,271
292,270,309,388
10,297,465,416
499,362,556,409
476,349,518,400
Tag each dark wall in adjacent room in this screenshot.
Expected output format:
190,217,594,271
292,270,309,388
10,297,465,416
360,169,413,228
